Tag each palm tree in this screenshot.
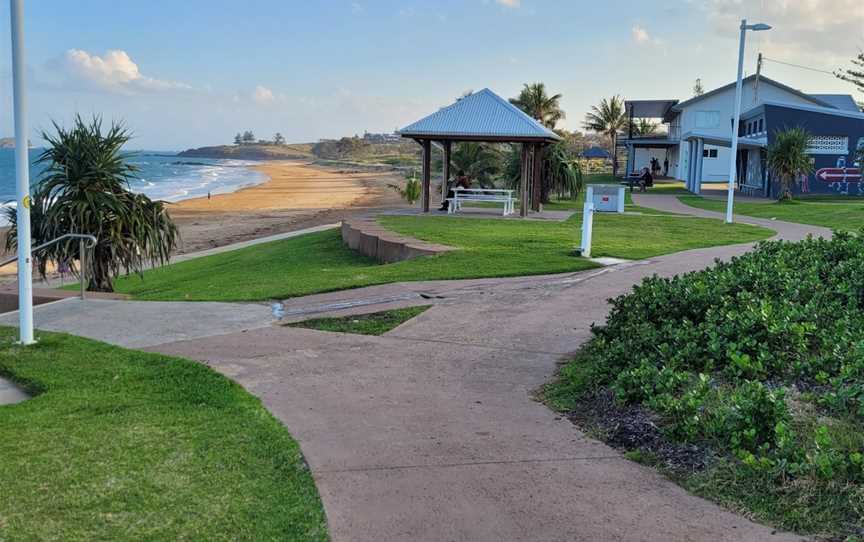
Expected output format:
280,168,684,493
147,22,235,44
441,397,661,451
630,118,658,136
450,143,502,187
509,83,565,129
543,142,583,201
766,127,813,201
4,115,179,291
583,96,627,177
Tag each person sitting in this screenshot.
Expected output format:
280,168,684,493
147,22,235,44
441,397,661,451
638,167,653,192
439,171,472,211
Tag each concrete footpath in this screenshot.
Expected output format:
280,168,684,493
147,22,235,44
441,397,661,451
7,195,827,541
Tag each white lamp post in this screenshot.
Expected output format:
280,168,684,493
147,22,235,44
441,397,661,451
725,19,771,224
9,0,34,344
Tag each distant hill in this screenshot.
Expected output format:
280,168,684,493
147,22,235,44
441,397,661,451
178,143,314,160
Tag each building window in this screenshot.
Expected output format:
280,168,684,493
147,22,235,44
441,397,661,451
695,110,721,129
807,136,849,155
758,119,764,133
703,148,719,159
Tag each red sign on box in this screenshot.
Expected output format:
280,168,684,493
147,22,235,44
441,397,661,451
602,196,609,202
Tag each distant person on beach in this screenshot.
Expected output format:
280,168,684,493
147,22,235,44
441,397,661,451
638,167,653,192
439,171,472,212
207,191,211,200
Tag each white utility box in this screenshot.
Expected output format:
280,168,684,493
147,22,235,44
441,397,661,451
586,185,625,213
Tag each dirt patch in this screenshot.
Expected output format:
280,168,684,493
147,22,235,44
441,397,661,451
567,389,714,474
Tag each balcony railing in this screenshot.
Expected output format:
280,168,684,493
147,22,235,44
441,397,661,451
620,125,681,143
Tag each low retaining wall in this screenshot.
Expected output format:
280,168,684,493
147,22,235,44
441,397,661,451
341,217,453,263
0,286,127,314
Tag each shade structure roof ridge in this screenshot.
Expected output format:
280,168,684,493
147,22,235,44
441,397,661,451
399,88,561,142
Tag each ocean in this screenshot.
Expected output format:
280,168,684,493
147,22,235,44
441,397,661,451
0,148,267,224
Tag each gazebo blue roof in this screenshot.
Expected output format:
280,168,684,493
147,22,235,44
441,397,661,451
399,88,561,142
581,146,610,159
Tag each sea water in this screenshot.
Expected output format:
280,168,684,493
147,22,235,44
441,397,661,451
0,149,267,224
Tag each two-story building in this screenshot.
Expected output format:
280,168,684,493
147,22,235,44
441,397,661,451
621,75,864,197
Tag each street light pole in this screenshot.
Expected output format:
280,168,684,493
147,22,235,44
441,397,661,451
9,0,34,344
725,19,771,224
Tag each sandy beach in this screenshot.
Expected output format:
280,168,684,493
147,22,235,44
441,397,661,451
0,160,409,281
167,160,407,254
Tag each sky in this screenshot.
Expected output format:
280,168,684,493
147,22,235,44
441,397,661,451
0,0,860,150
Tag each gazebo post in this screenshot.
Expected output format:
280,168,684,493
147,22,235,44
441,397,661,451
531,143,543,212
442,140,451,204
520,144,529,217
421,139,431,212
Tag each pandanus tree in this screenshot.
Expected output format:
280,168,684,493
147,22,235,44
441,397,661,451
4,115,179,292
502,141,582,202
766,127,813,201
583,96,627,177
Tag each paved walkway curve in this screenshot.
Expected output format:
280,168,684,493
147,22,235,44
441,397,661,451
12,195,828,541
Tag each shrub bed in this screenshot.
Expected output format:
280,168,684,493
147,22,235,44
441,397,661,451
546,232,864,538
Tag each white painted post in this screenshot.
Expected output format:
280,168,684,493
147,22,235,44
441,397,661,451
616,186,625,213
726,19,748,223
10,0,33,344
580,201,595,258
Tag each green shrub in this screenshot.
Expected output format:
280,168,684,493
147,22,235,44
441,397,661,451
569,231,864,484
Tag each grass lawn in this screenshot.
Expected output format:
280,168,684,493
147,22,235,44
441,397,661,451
0,328,327,541
114,210,773,302
680,195,864,232
287,305,430,335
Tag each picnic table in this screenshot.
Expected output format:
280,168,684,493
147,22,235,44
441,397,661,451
620,174,652,192
449,187,516,216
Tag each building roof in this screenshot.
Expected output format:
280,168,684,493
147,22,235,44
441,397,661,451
581,146,610,159
741,101,864,121
808,94,861,112
672,75,835,111
399,88,562,142
624,99,679,121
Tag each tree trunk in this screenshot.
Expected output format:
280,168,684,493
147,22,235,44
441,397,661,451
610,133,618,177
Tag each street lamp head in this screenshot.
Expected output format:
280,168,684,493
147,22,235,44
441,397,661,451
747,23,772,31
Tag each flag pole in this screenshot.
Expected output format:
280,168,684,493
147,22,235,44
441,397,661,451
10,0,34,344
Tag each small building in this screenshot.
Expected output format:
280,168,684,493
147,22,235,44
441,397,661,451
620,75,864,197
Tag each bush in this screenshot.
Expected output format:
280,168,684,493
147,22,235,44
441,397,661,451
568,231,864,484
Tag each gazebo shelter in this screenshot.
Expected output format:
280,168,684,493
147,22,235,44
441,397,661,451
399,88,561,217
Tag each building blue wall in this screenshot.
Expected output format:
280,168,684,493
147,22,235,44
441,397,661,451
763,105,864,197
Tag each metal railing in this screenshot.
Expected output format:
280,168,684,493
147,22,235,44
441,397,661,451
0,233,97,299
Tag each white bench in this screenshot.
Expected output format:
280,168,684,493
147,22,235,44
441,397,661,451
448,188,516,216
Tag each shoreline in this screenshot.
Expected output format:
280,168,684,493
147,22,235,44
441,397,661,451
0,160,409,280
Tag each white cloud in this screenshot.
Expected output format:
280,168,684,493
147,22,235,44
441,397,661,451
56,49,190,93
252,85,276,104
631,25,650,43
495,0,520,7
703,0,864,67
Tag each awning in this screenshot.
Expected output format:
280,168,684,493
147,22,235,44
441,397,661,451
682,131,767,148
